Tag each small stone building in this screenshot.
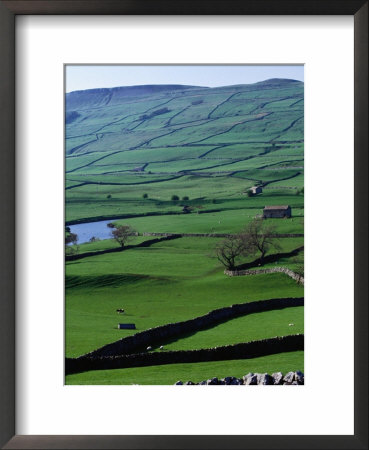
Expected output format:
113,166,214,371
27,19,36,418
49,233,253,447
251,186,262,195
263,205,291,219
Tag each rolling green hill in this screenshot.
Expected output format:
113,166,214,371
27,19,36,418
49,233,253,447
65,78,304,384
66,78,303,223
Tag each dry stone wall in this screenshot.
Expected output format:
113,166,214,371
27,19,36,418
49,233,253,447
225,267,304,284
65,334,304,375
65,235,180,261
142,232,303,238
76,297,304,359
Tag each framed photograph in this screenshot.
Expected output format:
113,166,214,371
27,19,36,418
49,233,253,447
0,1,367,449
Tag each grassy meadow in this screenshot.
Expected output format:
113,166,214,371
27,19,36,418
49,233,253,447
65,78,304,384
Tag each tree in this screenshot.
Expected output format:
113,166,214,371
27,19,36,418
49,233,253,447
142,193,148,199
65,232,78,246
182,196,189,201
111,224,135,247
171,195,179,201
241,218,280,265
65,232,79,255
215,235,250,271
294,263,304,283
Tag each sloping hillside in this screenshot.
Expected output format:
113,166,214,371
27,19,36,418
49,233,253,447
66,79,303,223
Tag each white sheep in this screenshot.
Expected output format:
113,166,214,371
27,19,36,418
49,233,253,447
159,345,164,350
288,323,295,326
146,346,152,351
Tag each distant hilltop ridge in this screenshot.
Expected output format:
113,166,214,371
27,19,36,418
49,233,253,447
66,78,303,111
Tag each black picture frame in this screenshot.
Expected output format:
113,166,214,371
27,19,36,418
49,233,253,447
0,1,367,449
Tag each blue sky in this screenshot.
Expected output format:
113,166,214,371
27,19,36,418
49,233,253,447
65,65,304,93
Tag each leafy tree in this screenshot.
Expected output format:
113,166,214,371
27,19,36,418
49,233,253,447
65,232,78,246
142,193,148,199
171,195,179,201
65,232,79,255
107,194,112,199
294,263,304,283
111,224,135,248
182,196,189,201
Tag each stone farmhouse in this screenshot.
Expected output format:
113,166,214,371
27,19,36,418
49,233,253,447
263,205,291,218
250,186,262,195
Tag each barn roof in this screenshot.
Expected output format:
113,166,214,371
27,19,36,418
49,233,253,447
263,205,290,210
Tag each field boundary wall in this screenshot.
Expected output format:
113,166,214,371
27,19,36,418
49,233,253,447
65,235,181,261
73,297,304,359
142,232,304,238
225,267,304,284
65,334,304,375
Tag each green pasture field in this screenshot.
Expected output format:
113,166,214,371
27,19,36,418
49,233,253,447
112,210,304,234
66,351,304,385
70,236,149,255
65,79,304,383
66,169,304,223
266,173,305,188
66,237,303,358
66,152,108,172
150,306,303,352
91,146,213,165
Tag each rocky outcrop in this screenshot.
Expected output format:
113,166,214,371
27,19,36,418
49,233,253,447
175,371,304,386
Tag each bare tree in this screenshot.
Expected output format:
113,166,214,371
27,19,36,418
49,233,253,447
215,235,250,271
111,224,135,248
241,218,280,265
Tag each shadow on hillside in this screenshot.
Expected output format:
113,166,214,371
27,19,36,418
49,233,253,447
234,246,304,271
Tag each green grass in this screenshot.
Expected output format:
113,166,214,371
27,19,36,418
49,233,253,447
151,306,303,351
112,210,304,234
66,238,303,357
65,79,304,383
65,351,304,385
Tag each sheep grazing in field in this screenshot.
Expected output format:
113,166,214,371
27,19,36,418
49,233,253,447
116,309,125,314
146,346,152,351
159,345,164,350
288,323,295,326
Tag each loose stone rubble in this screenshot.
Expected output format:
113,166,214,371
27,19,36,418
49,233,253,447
174,371,304,385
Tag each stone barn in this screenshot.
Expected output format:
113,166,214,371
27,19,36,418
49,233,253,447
263,205,291,218
251,186,262,195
